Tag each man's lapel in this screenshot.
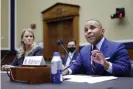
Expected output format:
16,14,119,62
70,52,76,63
88,45,92,60
100,38,108,57
64,55,69,65
94,39,109,74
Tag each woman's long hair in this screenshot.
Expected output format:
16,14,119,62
16,28,36,58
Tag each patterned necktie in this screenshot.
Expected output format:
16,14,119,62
91,45,97,75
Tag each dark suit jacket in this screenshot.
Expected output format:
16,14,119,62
70,39,131,77
62,52,78,66
10,46,43,66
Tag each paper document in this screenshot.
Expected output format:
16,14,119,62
64,75,92,83
63,75,117,84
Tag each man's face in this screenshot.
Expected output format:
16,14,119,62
67,41,76,48
67,41,76,53
84,20,104,45
22,31,34,46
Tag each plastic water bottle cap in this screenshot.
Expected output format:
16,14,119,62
53,52,60,56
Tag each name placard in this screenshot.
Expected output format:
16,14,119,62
23,56,46,65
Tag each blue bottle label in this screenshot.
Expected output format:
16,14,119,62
51,69,62,84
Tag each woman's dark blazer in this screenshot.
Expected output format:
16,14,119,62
10,46,43,66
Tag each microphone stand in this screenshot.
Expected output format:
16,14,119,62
60,44,72,61
62,62,74,71
1,51,10,63
57,40,74,72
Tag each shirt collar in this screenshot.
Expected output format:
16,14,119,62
92,37,105,50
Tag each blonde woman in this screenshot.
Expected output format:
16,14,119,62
2,28,43,69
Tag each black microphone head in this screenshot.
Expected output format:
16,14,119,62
57,40,63,46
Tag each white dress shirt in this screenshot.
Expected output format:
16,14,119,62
65,51,76,69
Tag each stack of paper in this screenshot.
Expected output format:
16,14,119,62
63,75,117,84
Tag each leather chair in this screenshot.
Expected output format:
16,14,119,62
130,60,133,77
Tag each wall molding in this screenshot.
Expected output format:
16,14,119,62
113,39,133,43
79,39,133,49
1,0,15,52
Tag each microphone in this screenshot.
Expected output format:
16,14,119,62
1,51,10,63
57,40,69,56
56,40,75,71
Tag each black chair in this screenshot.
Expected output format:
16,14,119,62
130,60,133,77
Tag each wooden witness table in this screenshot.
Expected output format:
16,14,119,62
7,66,51,84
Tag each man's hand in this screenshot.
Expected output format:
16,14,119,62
91,50,109,69
62,69,69,76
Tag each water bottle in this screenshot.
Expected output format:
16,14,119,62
51,52,63,84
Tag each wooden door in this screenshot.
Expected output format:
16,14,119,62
42,3,80,60
47,18,73,59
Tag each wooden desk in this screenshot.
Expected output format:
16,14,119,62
1,73,133,89
9,66,51,84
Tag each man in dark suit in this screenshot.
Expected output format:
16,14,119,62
63,19,131,77
62,40,78,69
